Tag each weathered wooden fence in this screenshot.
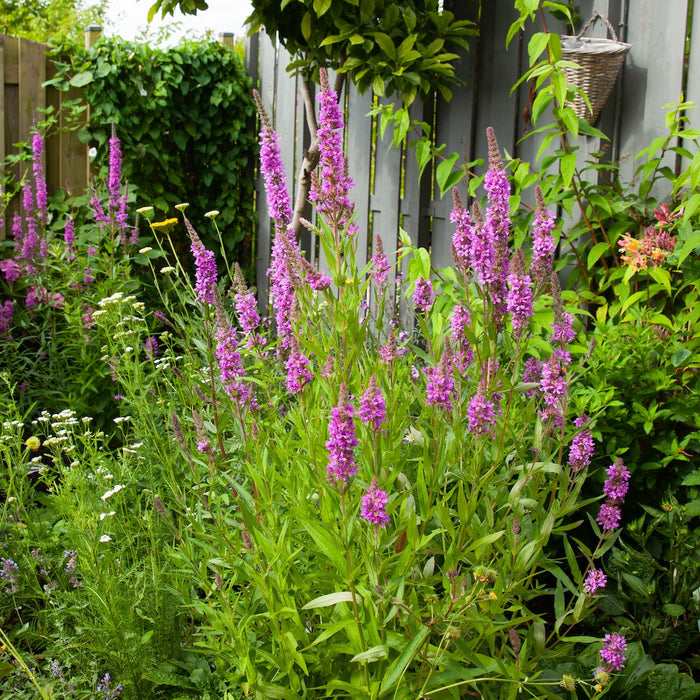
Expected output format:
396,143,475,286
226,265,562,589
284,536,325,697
0,33,92,240
245,0,700,309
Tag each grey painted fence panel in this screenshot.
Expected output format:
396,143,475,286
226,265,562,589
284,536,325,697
247,0,696,313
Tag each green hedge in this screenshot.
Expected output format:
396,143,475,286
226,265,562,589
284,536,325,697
50,38,257,266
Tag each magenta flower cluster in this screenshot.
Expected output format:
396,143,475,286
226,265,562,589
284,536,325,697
360,478,390,527
450,305,474,374
596,458,630,532
583,568,607,595
358,375,386,431
599,632,627,671
309,68,356,234
426,351,455,412
413,277,435,313
326,384,358,483
568,415,594,471
285,337,313,394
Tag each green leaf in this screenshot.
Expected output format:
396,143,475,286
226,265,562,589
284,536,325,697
70,70,94,87
302,591,357,609
379,625,430,696
587,241,611,269
374,32,396,61
351,645,389,663
661,603,685,616
313,0,332,17
560,152,576,188
681,470,700,486
436,152,460,195
671,347,691,367
528,33,550,66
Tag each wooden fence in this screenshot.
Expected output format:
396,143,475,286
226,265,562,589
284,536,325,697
0,33,91,240
245,0,700,310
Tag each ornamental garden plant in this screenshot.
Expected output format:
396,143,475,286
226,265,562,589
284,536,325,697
1,59,699,700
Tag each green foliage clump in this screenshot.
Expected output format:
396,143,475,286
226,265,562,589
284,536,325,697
48,37,257,267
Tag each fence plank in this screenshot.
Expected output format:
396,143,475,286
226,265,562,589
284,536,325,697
617,0,690,192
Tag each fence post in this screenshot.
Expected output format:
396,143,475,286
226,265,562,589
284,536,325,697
84,25,102,49
219,32,235,49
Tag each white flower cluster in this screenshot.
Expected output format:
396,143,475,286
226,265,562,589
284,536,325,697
101,484,125,501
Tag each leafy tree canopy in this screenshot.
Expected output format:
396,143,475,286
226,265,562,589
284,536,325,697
148,0,477,105
0,0,107,44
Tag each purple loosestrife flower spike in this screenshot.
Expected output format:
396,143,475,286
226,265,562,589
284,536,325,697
285,336,313,394
426,350,455,412
596,458,629,532
600,633,627,671
361,478,390,527
213,289,255,410
531,185,556,285
358,375,386,430
184,217,217,304
145,336,159,360
309,68,356,233
450,188,472,271
413,277,435,313
538,353,568,424
301,256,331,291
234,262,261,335
450,305,474,374
0,301,14,339
506,248,533,335
108,123,122,208
32,131,48,225
483,127,512,323
467,381,498,436
64,216,75,261
372,234,390,285
326,383,358,483
568,415,594,472
380,331,402,365
583,569,607,595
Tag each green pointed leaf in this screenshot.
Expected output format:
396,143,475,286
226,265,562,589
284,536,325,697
351,645,389,663
303,591,357,609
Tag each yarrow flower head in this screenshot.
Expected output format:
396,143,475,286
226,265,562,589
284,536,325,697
584,568,607,595
599,632,627,671
326,383,357,484
360,478,390,528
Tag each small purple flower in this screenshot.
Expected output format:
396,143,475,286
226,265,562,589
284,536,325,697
358,375,386,430
301,257,331,292
214,301,254,409
97,672,123,700
326,383,358,483
426,351,455,412
568,415,594,471
600,633,627,671
145,336,159,360
584,569,607,595
0,258,22,284
1,557,19,593
361,478,390,528
522,357,542,397
64,550,78,574
234,263,261,335
413,277,435,313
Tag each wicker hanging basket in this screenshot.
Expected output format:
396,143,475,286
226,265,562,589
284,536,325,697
561,12,631,124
